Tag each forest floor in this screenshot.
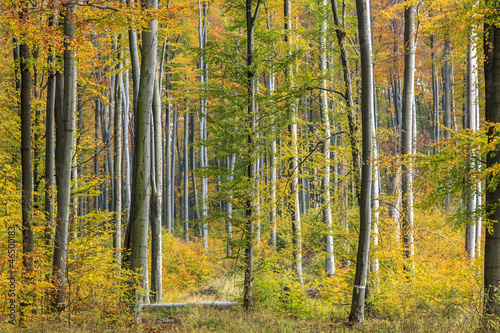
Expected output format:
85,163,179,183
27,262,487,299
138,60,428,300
137,275,482,333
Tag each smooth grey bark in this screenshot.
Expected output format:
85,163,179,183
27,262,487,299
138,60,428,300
484,10,500,317
184,106,190,242
165,97,172,231
226,152,236,257
372,74,380,275
198,0,209,249
151,75,163,303
264,4,277,249
124,67,132,222
171,106,178,230
243,0,261,311
52,2,76,313
430,35,441,153
114,36,123,265
349,0,373,324
401,1,416,272
127,0,140,114
20,30,34,316
45,11,56,246
321,0,334,277
190,111,201,235
443,37,452,210
284,0,303,286
330,0,360,193
465,35,478,260
124,0,158,306
255,157,261,244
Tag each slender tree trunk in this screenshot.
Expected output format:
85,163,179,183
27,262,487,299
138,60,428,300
443,37,452,210
198,0,209,249
349,0,373,323
150,73,163,303
465,34,478,260
401,1,416,273
243,0,261,311
124,67,132,222
52,2,76,313
184,106,190,242
124,0,158,306
20,25,34,319
226,153,236,256
484,6,500,318
114,36,123,265
321,0,334,277
165,97,172,231
284,0,303,286
171,107,178,229
330,0,360,192
45,11,56,246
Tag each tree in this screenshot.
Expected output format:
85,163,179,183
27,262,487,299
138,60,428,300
320,0,334,277
243,0,262,311
401,0,416,273
19,7,34,318
284,0,303,286
349,0,373,324
52,2,77,313
124,0,158,306
484,1,500,319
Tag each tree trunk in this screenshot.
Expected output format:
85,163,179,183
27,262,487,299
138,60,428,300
124,67,132,222
484,9,500,318
124,0,158,306
114,35,123,265
321,0,334,277
52,2,76,313
401,1,416,273
184,106,190,242
150,73,163,303
20,26,34,319
330,0,360,193
349,0,373,324
284,0,303,286
45,11,56,246
243,0,261,311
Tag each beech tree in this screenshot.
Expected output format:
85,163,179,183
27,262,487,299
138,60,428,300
52,2,76,313
124,0,158,305
484,0,500,319
349,0,373,324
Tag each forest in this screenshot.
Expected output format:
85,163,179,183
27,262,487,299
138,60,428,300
1,0,500,331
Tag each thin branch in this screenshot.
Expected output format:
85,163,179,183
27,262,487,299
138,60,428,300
417,229,456,246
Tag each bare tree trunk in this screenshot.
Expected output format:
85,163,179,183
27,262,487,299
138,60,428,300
243,0,261,311
171,107,178,230
52,2,76,313
114,35,123,265
198,0,210,249
124,67,132,222
284,0,303,286
165,98,172,231
20,20,34,319
45,11,56,246
484,10,500,318
349,0,373,323
150,74,163,303
401,1,416,273
321,0,334,277
124,0,158,306
184,106,190,242
330,0,360,192
465,35,477,260
264,5,277,249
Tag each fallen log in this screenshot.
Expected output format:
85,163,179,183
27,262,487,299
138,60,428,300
140,301,238,310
